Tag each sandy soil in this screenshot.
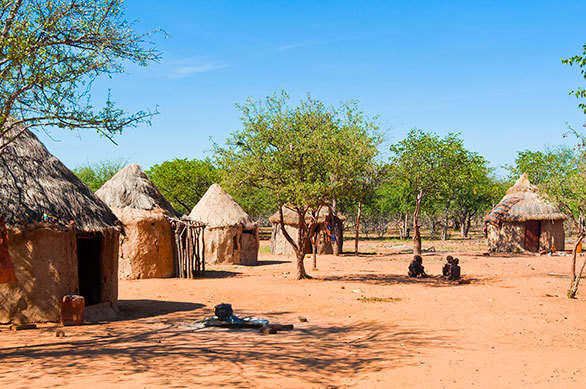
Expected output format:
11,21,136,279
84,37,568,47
1,238,585,388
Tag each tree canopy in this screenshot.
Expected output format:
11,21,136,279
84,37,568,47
216,91,381,278
0,0,159,153
562,42,586,114
72,159,126,192
146,158,220,215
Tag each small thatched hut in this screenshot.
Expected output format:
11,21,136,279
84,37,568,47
484,174,566,252
189,184,258,265
0,128,119,324
96,164,176,279
269,207,344,256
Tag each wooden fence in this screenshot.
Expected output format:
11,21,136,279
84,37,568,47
168,216,206,279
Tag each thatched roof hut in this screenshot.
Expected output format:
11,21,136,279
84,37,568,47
189,184,258,265
0,127,120,323
269,206,345,256
96,164,176,279
484,174,566,252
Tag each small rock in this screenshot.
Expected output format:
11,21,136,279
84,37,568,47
352,289,362,294
341,286,345,289
298,316,308,322
55,330,65,337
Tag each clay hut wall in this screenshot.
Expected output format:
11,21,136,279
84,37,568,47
487,222,525,252
538,220,565,251
114,207,174,279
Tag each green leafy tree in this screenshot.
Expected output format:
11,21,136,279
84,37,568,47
146,159,220,215
216,92,380,279
389,130,467,255
541,130,586,298
562,42,586,114
0,0,159,153
505,146,578,185
73,159,126,192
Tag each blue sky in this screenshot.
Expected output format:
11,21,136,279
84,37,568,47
36,0,586,175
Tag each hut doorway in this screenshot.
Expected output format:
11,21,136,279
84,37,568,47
76,235,103,306
524,221,541,252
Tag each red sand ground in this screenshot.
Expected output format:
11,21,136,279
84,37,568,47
1,238,586,388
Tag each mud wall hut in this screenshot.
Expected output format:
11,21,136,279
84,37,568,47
0,127,119,324
270,207,344,256
484,174,566,253
189,184,258,265
96,164,176,280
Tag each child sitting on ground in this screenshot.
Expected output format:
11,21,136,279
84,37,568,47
442,255,454,277
448,258,461,281
408,255,426,277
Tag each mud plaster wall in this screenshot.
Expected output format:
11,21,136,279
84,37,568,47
100,228,119,306
487,222,525,252
0,227,119,324
201,225,241,264
539,221,565,251
114,207,174,280
0,228,77,323
239,228,259,265
270,223,332,256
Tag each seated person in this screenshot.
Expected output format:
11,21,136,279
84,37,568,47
408,255,426,277
448,258,461,281
442,255,454,277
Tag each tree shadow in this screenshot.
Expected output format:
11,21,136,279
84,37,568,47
254,259,290,266
201,270,241,279
116,300,205,321
319,273,489,287
0,317,452,387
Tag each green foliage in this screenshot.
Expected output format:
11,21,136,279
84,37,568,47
562,42,586,114
146,159,220,215
0,0,160,153
73,159,127,192
216,91,381,212
216,91,380,277
505,146,579,185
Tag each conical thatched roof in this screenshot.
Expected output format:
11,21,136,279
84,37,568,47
0,127,117,232
189,184,256,229
493,174,566,222
269,206,345,225
96,164,175,215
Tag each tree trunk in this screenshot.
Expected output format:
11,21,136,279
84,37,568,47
568,233,586,298
332,199,343,256
312,230,318,270
354,201,362,256
464,212,472,238
296,251,309,280
413,190,422,256
404,214,410,239
442,208,449,241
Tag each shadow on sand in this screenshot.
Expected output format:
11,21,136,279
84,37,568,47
319,273,488,287
0,314,452,387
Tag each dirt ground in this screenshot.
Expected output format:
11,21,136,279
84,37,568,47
1,237,586,388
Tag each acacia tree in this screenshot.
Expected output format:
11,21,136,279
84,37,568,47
0,0,159,152
216,92,380,279
389,130,465,255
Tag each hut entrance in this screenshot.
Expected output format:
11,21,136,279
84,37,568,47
76,235,103,306
524,221,541,252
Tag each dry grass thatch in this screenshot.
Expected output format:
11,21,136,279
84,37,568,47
498,174,566,222
96,164,175,215
189,184,256,229
269,206,345,225
0,126,117,232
